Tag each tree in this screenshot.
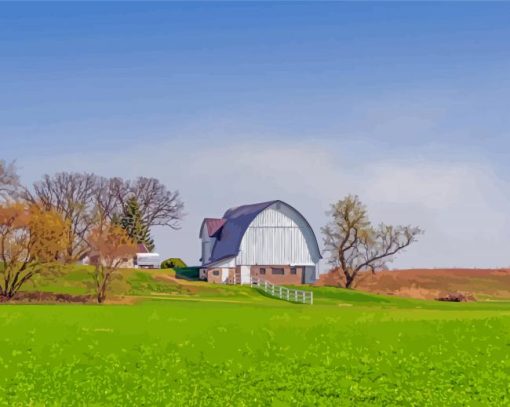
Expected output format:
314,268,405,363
25,173,184,260
322,195,423,288
93,176,125,228
0,203,69,299
23,172,98,261
124,177,184,230
0,160,19,201
120,197,155,252
161,257,187,269
87,223,137,303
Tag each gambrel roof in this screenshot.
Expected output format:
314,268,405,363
201,200,321,265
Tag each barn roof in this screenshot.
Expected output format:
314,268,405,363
137,243,149,253
201,218,227,238
203,200,321,266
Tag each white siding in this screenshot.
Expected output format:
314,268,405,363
240,266,251,284
236,203,320,266
221,268,229,283
207,256,236,268
200,227,216,265
250,207,298,227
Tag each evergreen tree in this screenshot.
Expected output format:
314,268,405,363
120,197,155,252
111,212,122,226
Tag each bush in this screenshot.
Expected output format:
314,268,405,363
160,258,187,269
436,292,476,302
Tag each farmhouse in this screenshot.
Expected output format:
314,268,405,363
199,200,321,285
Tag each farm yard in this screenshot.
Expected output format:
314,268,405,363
0,267,509,406
3,1,510,405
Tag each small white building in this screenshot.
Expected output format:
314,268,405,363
134,244,160,269
81,243,161,269
136,253,161,269
199,200,321,284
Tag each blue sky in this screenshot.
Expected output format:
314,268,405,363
1,3,510,268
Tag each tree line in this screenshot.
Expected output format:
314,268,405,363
0,158,423,301
0,160,184,302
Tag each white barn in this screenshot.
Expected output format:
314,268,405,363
199,200,321,285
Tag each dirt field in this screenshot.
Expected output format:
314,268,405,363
316,268,510,300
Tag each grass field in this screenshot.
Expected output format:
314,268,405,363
0,267,510,405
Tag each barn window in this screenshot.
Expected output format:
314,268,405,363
271,268,284,275
290,267,297,275
212,270,219,276
260,268,266,275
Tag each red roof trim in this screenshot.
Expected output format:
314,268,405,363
137,243,149,253
204,218,226,237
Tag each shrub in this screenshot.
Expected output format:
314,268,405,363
436,292,476,302
160,258,187,269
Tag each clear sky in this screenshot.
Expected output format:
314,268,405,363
2,2,510,269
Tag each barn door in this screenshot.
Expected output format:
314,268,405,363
240,266,251,284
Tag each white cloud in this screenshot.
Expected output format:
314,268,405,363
360,160,510,268
16,138,510,270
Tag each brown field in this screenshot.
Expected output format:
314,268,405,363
316,268,510,301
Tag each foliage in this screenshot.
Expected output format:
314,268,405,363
87,223,137,303
120,197,154,252
322,195,423,288
24,172,184,261
160,257,187,269
0,203,69,299
23,172,98,260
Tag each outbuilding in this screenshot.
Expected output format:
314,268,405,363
199,200,321,285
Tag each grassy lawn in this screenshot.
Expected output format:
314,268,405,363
0,274,509,405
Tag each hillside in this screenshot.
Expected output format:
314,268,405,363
17,265,510,303
317,268,510,300
18,265,275,304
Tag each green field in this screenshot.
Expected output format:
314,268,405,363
0,268,510,405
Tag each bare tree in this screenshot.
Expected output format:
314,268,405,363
24,172,98,261
0,160,19,201
91,176,184,229
122,177,184,229
25,172,184,261
92,176,125,228
322,195,423,288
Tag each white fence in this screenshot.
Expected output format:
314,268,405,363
250,278,313,305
